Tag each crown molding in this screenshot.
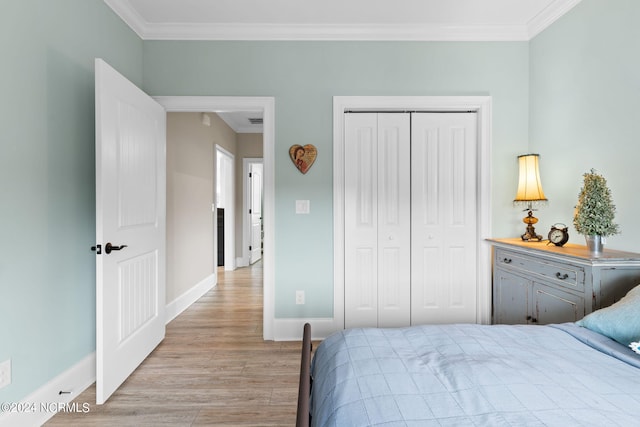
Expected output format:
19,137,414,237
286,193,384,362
139,23,531,42
104,0,582,42
104,0,147,38
527,0,582,39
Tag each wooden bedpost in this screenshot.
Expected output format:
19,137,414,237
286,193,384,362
296,323,312,427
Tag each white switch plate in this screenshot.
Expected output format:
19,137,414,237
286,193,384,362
0,359,11,389
295,200,310,214
296,290,305,305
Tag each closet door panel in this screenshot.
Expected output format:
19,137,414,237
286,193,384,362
344,114,379,328
377,114,411,327
411,113,478,324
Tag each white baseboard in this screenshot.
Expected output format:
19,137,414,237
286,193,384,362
0,352,95,427
165,273,216,324
273,318,340,341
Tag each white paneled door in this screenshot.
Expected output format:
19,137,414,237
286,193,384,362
249,162,263,264
344,113,411,328
410,113,478,324
95,59,166,404
344,111,478,328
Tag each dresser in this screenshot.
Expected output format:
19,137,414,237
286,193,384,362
488,238,640,325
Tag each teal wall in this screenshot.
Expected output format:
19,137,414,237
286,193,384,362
0,0,142,404
143,41,530,318
530,0,640,251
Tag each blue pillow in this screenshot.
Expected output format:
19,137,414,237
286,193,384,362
577,284,640,345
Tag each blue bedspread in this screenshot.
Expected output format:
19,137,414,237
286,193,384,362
310,323,640,426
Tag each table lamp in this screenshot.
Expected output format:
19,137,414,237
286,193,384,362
513,154,547,241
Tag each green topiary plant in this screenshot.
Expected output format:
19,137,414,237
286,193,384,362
573,169,620,237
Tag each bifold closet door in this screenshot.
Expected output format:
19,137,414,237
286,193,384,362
410,112,478,325
344,113,411,329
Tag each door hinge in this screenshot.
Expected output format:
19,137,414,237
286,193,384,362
249,245,252,251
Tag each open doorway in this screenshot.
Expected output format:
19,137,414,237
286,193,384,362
156,96,276,340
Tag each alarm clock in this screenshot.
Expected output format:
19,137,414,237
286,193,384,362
548,224,569,247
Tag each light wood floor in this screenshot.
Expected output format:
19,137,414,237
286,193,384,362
47,262,303,426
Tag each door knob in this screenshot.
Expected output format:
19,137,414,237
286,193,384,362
105,242,128,254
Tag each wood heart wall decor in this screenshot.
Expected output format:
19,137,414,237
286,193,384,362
289,144,317,174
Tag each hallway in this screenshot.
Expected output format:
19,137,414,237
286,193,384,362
48,262,301,426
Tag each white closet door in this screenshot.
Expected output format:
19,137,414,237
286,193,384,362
344,113,411,328
377,114,411,327
410,113,478,325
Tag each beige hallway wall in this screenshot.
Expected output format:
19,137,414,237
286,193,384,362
166,112,237,303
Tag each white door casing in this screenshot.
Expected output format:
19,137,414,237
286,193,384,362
249,161,263,264
95,59,166,404
153,96,275,340
410,112,478,324
344,113,411,328
334,96,492,332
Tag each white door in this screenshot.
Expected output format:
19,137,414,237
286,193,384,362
344,113,411,328
249,162,263,264
216,146,235,270
410,113,478,324
95,59,166,404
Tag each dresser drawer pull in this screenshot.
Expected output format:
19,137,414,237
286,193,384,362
502,258,512,264
555,272,569,280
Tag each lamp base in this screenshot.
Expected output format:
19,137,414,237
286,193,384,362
521,210,543,242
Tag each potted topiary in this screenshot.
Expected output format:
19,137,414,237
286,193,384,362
573,169,620,253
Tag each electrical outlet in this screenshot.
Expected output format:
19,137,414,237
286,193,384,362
0,359,11,389
296,290,305,305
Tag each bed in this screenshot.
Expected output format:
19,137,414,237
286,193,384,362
296,285,640,427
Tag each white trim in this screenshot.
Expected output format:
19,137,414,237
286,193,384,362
273,318,339,341
103,0,581,41
333,96,493,330
165,273,216,324
528,0,583,39
137,23,530,42
154,96,276,340
103,0,147,39
0,353,95,427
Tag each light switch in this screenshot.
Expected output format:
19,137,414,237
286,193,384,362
296,200,310,214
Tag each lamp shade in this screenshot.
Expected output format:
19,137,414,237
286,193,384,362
514,154,547,203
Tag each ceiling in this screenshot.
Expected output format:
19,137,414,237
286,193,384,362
105,0,581,41
105,0,582,133
215,111,264,134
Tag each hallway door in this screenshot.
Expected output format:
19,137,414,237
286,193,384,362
249,161,263,264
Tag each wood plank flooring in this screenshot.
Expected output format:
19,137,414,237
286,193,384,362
47,262,304,426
